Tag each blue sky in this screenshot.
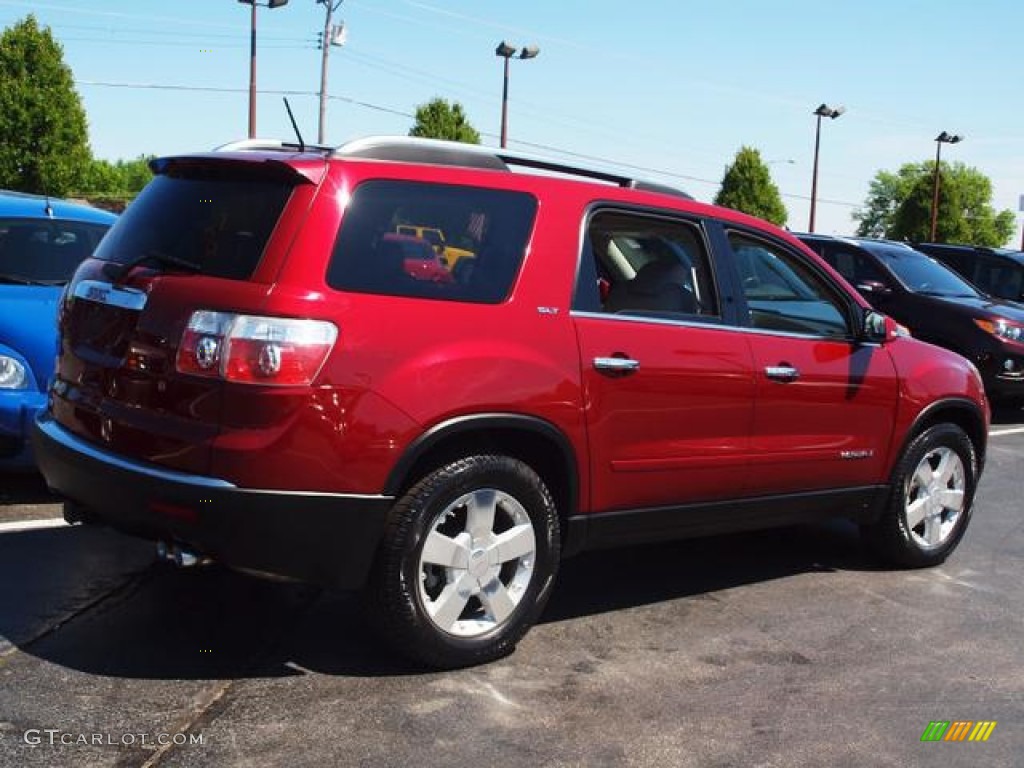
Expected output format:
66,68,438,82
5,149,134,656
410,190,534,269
2,0,1022,242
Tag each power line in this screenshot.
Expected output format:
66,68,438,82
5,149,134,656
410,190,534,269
73,79,861,210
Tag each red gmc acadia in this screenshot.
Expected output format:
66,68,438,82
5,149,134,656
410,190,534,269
32,137,989,668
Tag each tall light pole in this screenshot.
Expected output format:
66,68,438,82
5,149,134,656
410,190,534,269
930,131,963,242
808,103,845,233
495,41,539,149
238,0,289,139
317,0,345,145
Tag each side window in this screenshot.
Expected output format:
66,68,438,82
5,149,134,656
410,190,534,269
576,210,718,320
326,180,537,304
729,233,850,338
823,247,887,288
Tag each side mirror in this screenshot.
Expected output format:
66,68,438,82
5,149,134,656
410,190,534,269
861,310,889,343
855,280,892,299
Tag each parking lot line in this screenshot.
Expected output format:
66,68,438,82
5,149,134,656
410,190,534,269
990,427,1024,437
0,518,68,533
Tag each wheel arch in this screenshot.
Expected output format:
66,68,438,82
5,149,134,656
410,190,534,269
894,398,988,479
383,413,580,553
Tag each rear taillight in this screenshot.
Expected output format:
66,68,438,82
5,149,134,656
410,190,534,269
176,311,337,386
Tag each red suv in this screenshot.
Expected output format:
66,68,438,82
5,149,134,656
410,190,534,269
33,137,989,668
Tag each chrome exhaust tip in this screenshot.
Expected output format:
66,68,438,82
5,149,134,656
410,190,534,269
156,541,209,568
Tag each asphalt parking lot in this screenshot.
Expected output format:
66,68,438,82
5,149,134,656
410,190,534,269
1,406,1022,768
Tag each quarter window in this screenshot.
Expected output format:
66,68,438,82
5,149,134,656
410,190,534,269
327,180,537,304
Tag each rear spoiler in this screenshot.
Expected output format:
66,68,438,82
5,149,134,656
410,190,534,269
149,153,326,185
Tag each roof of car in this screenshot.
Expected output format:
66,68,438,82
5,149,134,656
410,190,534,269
0,190,118,225
914,241,1024,265
212,135,697,202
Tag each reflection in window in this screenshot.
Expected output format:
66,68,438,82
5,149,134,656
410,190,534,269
730,233,849,338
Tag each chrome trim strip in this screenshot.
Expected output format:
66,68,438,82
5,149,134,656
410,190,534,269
72,279,148,311
570,310,858,342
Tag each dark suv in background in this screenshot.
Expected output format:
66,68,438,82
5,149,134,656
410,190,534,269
798,235,1024,404
912,242,1024,306
32,138,990,668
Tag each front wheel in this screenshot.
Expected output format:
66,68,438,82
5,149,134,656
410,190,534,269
365,455,560,669
861,424,978,567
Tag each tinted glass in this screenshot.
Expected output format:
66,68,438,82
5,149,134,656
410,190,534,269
578,210,718,319
327,180,537,303
730,233,849,337
0,218,111,284
92,173,293,280
870,246,979,298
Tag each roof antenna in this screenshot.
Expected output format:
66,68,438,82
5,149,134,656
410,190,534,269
44,195,54,218
283,97,305,152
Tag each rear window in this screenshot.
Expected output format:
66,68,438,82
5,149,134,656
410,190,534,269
0,218,111,284
91,172,293,280
326,180,537,303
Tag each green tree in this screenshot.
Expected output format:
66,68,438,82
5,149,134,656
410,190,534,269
0,15,92,196
409,98,480,144
75,155,154,209
714,146,788,227
855,161,1014,246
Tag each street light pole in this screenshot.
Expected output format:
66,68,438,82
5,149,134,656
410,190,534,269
238,0,289,139
808,103,845,233
495,41,539,149
930,131,963,242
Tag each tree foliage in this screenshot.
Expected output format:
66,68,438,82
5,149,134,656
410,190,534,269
409,98,480,144
854,161,1015,246
714,146,788,227
76,156,154,210
0,15,92,196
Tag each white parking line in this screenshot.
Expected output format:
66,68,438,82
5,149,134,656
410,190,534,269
990,427,1024,437
0,518,68,534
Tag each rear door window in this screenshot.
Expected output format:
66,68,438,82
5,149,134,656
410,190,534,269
326,180,537,303
92,171,293,280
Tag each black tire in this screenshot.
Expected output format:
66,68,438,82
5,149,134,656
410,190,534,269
861,424,978,568
364,455,560,669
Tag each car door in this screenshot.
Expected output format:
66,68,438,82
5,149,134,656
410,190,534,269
572,209,756,513
726,230,899,496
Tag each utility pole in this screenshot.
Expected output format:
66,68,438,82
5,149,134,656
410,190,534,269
318,0,345,145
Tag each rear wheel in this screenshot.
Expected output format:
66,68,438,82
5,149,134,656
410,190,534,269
862,424,977,567
365,455,560,669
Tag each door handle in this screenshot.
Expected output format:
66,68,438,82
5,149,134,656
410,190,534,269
764,365,800,382
594,356,640,373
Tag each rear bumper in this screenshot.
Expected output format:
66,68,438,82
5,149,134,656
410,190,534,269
32,411,393,589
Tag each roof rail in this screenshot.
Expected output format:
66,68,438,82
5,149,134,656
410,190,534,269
214,138,334,154
334,136,693,200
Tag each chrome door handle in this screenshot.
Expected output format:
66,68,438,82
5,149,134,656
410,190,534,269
765,365,800,382
594,357,640,373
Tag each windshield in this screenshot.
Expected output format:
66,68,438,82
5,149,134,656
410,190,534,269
872,246,980,298
92,172,293,280
0,218,111,284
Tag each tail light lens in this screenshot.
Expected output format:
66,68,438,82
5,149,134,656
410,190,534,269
176,311,338,386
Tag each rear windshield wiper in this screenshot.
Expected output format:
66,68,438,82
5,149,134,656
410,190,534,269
112,249,202,285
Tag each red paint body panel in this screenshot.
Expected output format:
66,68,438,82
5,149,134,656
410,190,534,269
746,335,899,494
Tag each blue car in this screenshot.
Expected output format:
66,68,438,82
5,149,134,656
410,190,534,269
0,191,117,469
